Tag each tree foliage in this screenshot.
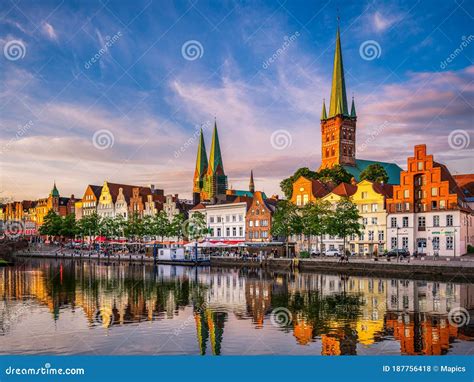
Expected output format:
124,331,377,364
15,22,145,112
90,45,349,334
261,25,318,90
359,163,389,184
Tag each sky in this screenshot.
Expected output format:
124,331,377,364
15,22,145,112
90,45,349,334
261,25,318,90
0,0,473,201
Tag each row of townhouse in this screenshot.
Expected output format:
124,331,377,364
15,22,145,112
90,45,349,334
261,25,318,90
75,181,193,221
189,191,279,243
1,183,77,233
289,145,474,257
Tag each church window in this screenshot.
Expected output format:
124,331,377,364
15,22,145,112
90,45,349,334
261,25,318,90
325,149,329,158
331,147,335,156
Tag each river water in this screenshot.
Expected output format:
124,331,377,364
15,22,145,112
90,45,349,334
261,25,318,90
1,259,473,355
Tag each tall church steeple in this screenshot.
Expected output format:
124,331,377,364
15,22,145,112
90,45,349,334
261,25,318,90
329,26,348,118
319,20,357,170
208,119,224,175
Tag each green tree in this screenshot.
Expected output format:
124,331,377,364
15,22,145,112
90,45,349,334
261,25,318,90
300,200,332,253
359,163,389,184
327,198,363,254
126,213,144,241
60,213,77,238
152,211,171,242
77,212,100,238
271,200,302,257
39,210,62,237
317,165,352,184
186,212,208,241
170,213,186,241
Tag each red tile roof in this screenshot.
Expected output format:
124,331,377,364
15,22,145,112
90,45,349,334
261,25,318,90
453,174,474,198
331,182,357,197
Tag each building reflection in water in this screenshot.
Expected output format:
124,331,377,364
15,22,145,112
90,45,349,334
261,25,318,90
0,259,472,355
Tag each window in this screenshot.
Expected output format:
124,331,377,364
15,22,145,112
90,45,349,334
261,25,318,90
362,204,369,213
239,227,243,237
417,162,423,170
440,200,446,209
226,215,230,222
402,217,409,228
232,215,236,222
362,218,368,225
378,231,384,241
446,236,453,250
261,231,268,238
391,217,397,228
447,215,453,227
371,217,378,225
418,216,426,228
217,228,221,237
432,237,439,250
391,237,397,249
239,215,243,222
248,231,253,239
359,232,364,241
403,190,409,198
249,220,253,227
372,203,378,212
232,227,236,236
210,216,214,223
303,194,309,205
255,220,260,227
431,187,438,196
296,195,302,206
402,237,408,249
433,215,439,227
431,201,437,209
226,227,230,237
254,231,259,239
361,192,368,199
368,231,374,241
217,216,222,223
404,202,410,211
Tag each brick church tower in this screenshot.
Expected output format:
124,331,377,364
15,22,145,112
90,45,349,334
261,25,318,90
320,25,357,170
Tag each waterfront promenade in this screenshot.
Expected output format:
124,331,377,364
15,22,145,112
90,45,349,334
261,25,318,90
12,246,474,282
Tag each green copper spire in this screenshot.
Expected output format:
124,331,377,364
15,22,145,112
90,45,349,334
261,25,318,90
195,128,208,177
208,119,224,175
51,181,59,197
350,96,357,118
321,99,327,120
329,26,349,118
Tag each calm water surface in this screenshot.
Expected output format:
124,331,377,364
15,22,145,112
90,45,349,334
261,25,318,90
1,259,473,355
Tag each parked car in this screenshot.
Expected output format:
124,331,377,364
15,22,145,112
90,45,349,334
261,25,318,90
324,249,340,257
310,251,321,257
385,249,410,258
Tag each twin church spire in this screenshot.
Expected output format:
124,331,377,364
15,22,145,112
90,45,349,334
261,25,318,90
193,120,227,203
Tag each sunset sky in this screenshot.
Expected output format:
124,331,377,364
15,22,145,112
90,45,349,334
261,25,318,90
1,0,472,201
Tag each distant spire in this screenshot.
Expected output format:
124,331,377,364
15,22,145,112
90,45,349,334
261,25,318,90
193,128,208,193
321,99,327,120
208,119,224,175
51,181,59,197
329,25,349,118
350,96,357,118
249,170,255,193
